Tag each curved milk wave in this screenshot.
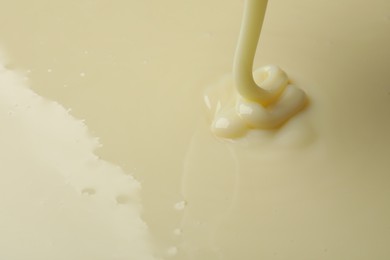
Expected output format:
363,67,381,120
0,56,157,260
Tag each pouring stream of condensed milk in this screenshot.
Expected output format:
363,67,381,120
205,0,307,138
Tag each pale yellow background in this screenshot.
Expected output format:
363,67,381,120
0,0,389,259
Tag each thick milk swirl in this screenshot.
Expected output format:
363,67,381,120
205,0,307,138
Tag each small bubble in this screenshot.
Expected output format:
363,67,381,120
47,69,52,73
80,72,86,77
174,200,187,211
81,188,96,195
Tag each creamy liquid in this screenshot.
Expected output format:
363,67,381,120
0,0,390,260
0,55,157,259
205,0,306,138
